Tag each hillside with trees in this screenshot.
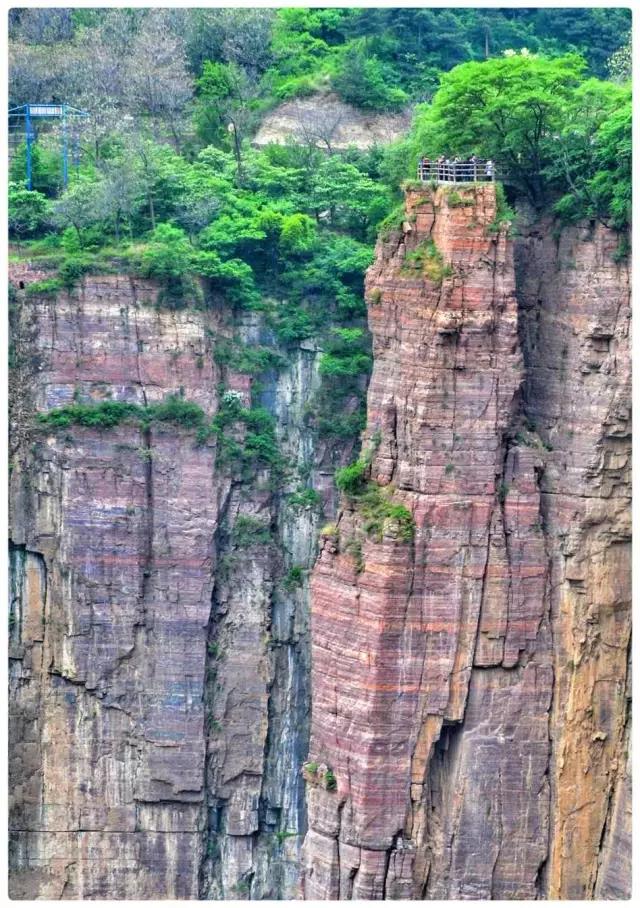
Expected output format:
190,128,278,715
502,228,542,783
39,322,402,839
9,7,631,445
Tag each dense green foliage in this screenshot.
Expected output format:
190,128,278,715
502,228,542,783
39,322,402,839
335,458,367,496
37,395,206,430
213,339,285,376
10,8,631,486
8,184,51,236
400,51,631,223
10,8,630,238
196,391,288,479
10,7,628,116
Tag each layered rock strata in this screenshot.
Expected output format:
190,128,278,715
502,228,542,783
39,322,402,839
8,181,631,900
302,185,631,899
515,219,631,899
7,274,349,899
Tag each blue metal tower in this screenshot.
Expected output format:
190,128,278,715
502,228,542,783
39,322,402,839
8,103,89,190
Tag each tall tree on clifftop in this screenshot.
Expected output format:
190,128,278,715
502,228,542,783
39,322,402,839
412,52,586,205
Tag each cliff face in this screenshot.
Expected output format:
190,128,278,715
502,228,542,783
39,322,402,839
9,183,630,901
516,220,631,898
302,185,631,899
8,274,348,899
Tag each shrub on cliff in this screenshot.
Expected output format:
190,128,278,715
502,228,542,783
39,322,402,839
37,396,207,432
357,485,415,543
38,400,140,429
8,184,51,238
24,278,63,297
202,396,287,477
335,459,415,543
282,565,305,590
231,515,273,548
58,255,94,290
213,338,284,375
335,459,367,496
401,239,453,283
144,396,206,428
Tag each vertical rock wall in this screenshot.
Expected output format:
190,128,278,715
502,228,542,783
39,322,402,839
8,275,348,899
9,279,223,898
515,220,631,898
302,185,631,899
8,183,631,900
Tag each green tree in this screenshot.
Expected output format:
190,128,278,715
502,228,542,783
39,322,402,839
332,38,408,110
279,213,316,255
311,157,390,238
8,183,51,237
547,81,630,227
51,180,109,245
100,158,145,241
192,251,259,308
587,100,632,229
195,61,261,180
412,51,586,205
9,141,63,197
141,223,193,279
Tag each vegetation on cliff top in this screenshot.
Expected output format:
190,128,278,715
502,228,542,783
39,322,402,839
10,9,631,482
400,50,631,226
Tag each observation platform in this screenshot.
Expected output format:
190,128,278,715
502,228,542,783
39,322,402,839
417,159,496,184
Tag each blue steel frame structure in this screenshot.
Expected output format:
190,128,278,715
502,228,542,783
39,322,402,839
8,103,89,190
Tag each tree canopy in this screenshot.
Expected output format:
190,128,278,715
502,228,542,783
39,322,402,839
8,7,631,466
405,51,631,224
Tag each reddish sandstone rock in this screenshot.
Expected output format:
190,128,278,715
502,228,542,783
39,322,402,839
9,278,226,898
8,272,353,900
303,184,630,898
516,220,631,899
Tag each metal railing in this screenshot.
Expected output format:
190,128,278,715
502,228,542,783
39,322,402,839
417,160,496,184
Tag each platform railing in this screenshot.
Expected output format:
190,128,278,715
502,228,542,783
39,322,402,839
417,160,496,183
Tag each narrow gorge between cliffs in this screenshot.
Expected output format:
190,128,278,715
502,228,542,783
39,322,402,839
9,183,630,900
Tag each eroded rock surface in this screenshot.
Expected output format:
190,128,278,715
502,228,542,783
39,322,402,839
516,219,631,899
302,185,631,899
8,275,346,899
253,91,412,150
8,182,630,900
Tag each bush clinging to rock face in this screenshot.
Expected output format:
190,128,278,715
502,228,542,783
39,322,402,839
231,515,273,548
335,458,367,496
335,459,415,543
37,395,207,431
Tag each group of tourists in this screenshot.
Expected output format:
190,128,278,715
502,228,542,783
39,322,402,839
418,155,495,183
